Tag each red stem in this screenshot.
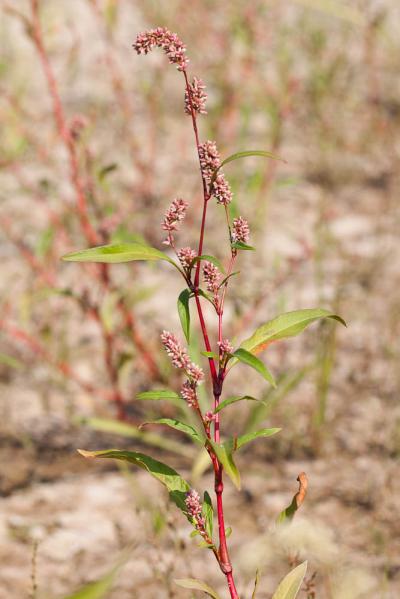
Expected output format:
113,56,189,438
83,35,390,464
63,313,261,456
183,70,240,599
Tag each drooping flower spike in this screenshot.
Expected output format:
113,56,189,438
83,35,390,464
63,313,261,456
133,27,189,71
160,331,204,383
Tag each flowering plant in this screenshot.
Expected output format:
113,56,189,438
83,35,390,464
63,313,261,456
63,27,345,599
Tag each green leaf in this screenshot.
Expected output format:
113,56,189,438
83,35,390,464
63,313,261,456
62,242,180,270
174,578,222,599
79,449,190,516
201,350,219,359
214,395,261,414
251,570,261,599
177,289,191,343
211,150,285,184
136,389,180,402
231,241,255,251
78,417,193,456
271,562,308,599
140,418,204,444
202,491,213,539
208,440,241,490
225,526,232,538
235,427,281,450
232,348,276,387
192,254,225,273
238,309,346,357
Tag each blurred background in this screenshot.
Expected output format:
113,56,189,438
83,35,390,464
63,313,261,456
0,1,399,597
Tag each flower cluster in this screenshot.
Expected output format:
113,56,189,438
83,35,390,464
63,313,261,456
181,380,198,408
203,261,221,294
185,77,207,115
162,198,188,245
133,27,188,71
212,173,233,206
160,331,204,383
177,246,197,270
185,490,205,525
199,141,221,180
232,216,250,243
218,339,234,356
198,141,232,205
185,490,212,543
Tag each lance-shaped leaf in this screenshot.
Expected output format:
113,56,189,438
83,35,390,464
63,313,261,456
214,395,261,414
202,491,214,539
232,348,276,387
277,472,308,525
78,417,192,456
234,427,281,451
79,449,190,515
136,389,180,402
231,241,255,251
233,309,346,365
201,350,219,359
62,242,180,270
174,578,222,599
207,440,241,490
210,150,285,185
272,561,308,599
177,289,191,343
140,418,204,444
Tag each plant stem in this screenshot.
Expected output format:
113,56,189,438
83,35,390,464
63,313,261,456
183,69,240,599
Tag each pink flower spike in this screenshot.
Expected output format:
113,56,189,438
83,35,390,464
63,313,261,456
199,141,221,181
232,216,250,243
181,380,198,407
177,247,197,270
162,198,188,244
160,330,190,370
203,261,221,294
185,490,203,518
185,77,207,115
186,362,204,384
218,339,234,356
212,173,233,206
133,28,189,71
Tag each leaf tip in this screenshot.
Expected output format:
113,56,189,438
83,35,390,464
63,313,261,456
77,448,94,458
